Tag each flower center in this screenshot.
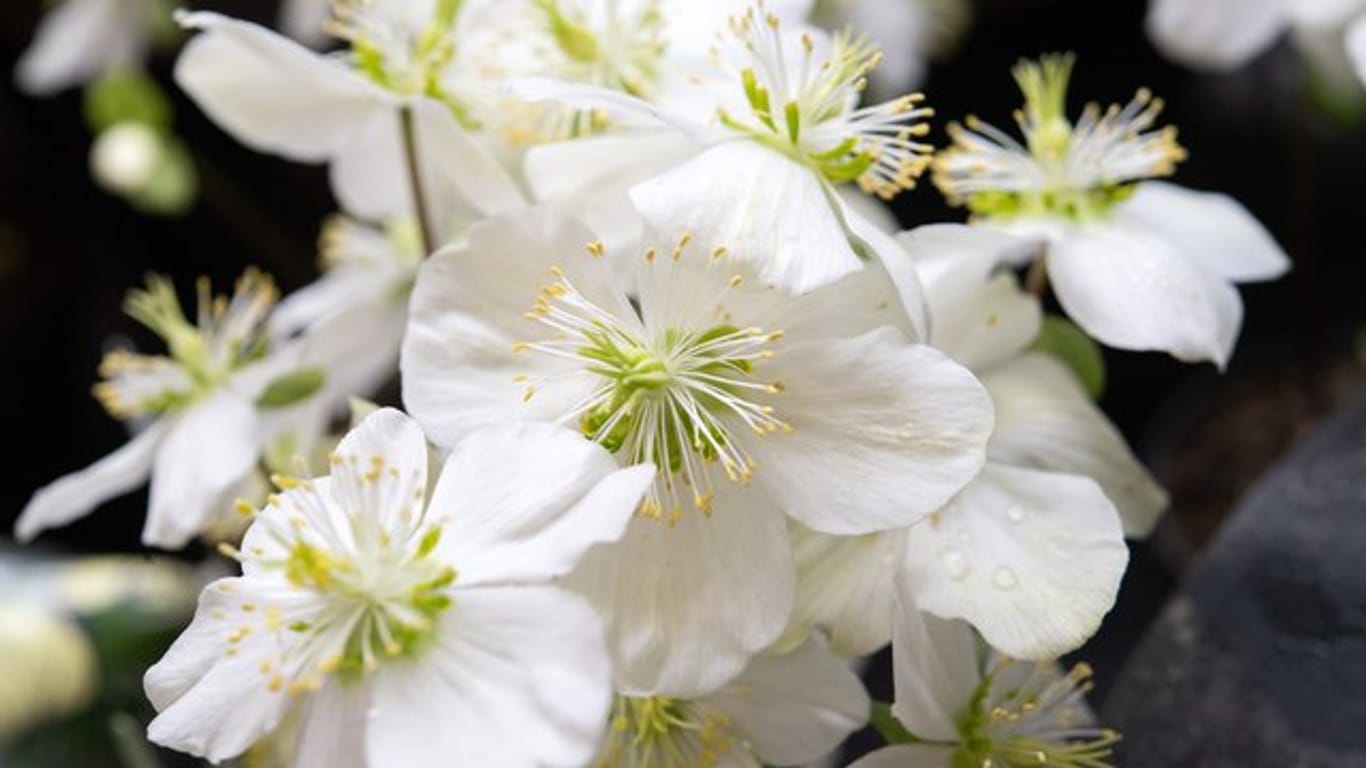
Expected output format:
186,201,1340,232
94,270,276,419
953,660,1120,768
718,9,934,199
532,0,666,96
932,53,1187,222
598,695,741,768
514,244,789,524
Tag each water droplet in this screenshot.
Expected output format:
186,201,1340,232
993,566,1019,590
940,549,970,580
1005,505,1026,524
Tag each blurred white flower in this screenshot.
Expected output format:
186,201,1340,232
14,0,152,96
146,409,654,766
811,0,973,96
280,0,333,47
932,55,1289,367
0,602,99,740
90,121,164,194
401,205,991,696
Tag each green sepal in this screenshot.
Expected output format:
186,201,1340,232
1031,314,1106,400
256,367,328,409
871,701,922,745
84,70,171,133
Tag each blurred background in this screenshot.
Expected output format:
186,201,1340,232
2,0,1365,765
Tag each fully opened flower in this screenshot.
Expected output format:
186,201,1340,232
174,4,520,222
932,54,1289,366
850,583,1119,768
15,270,330,549
517,2,936,293
789,226,1144,661
401,205,992,695
595,637,867,767
145,409,654,766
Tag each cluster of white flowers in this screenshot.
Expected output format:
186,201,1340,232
14,0,1292,765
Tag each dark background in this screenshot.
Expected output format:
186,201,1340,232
2,0,1364,762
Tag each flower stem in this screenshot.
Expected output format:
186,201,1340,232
399,105,438,258
1025,253,1049,297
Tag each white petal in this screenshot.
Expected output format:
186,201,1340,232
325,408,430,539
145,578,295,763
367,586,612,768
846,207,932,343
175,11,390,162
566,489,796,698
1146,0,1288,71
15,421,167,542
328,108,410,220
293,681,369,768
631,142,863,293
145,395,261,548
279,0,331,47
1046,219,1244,367
15,0,144,95
903,464,1128,659
426,422,653,586
900,223,1043,273
411,97,525,222
709,637,869,766
888,579,978,743
847,744,956,768
1350,15,1366,86
982,353,1169,538
506,76,703,137
751,328,993,534
790,526,903,656
1118,182,1290,283
401,206,621,447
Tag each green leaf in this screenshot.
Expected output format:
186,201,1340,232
871,701,922,745
1031,314,1106,399
256,367,327,409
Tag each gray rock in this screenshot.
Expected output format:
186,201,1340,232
1103,398,1366,767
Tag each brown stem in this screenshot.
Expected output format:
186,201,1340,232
1025,253,1049,297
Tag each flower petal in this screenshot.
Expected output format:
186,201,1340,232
902,463,1128,659
15,0,144,95
1118,182,1290,283
888,579,978,743
410,97,525,223
1146,0,1288,71
566,488,796,698
145,394,261,548
1046,219,1243,367
1350,15,1366,86
845,207,932,343
708,637,869,766
401,206,621,447
328,108,409,221
175,11,389,162
751,328,993,534
325,408,430,541
982,353,1169,537
790,526,903,656
292,680,369,768
847,744,957,768
426,422,654,587
367,585,612,768
630,141,863,293
15,421,168,542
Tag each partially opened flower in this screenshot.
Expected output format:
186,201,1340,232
15,0,155,96
933,54,1289,367
595,637,867,767
173,4,520,222
518,2,936,292
789,226,1142,661
401,205,992,695
145,409,655,766
850,582,1118,768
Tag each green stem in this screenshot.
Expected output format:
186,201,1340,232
870,701,923,745
399,105,438,258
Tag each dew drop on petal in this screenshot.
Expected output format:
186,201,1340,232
1005,505,1026,524
940,549,970,581
992,566,1019,590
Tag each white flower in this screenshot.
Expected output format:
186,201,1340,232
401,205,992,695
14,0,151,95
281,0,333,47
849,583,1118,768
932,54,1289,367
594,637,867,767
90,121,164,194
14,270,322,549
145,408,654,766
516,3,936,293
810,0,972,97
173,6,521,222
789,225,1146,661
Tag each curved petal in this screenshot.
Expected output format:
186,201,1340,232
847,744,957,768
328,108,409,220
175,11,390,162
711,637,868,766
750,328,993,534
566,488,796,698
903,464,1128,659
16,0,144,95
279,0,331,47
15,421,168,542
1146,0,1288,71
145,395,261,548
293,681,369,768
630,141,863,294
846,207,932,343
790,526,903,656
325,408,429,540
1118,182,1290,283
401,206,622,447
367,586,612,768
145,578,297,763
411,97,525,221
888,579,978,743
1046,220,1244,367
426,422,654,587
983,353,1168,538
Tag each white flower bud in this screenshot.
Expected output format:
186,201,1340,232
90,122,163,195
